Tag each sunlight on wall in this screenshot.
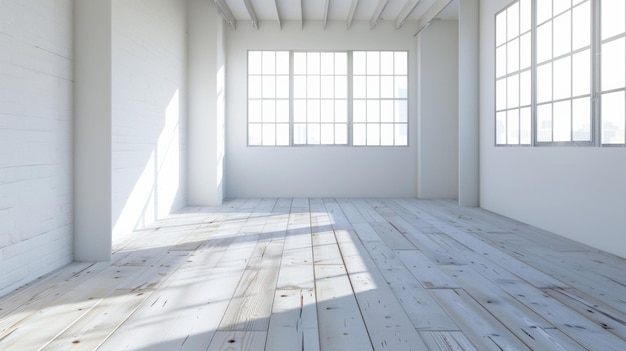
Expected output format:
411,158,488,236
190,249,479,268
217,65,225,190
113,90,182,240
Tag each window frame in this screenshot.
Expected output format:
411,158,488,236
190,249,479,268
247,49,410,147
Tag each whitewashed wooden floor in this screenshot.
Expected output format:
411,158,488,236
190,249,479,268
1,198,626,350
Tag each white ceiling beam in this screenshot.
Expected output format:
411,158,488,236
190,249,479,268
414,0,452,36
243,0,259,29
395,0,421,30
370,0,390,30
273,0,282,30
213,0,236,30
347,0,359,29
323,0,330,29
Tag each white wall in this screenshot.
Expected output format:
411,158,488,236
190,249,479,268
417,20,459,199
111,0,187,241
480,0,626,258
225,21,418,198
187,0,225,206
0,0,74,296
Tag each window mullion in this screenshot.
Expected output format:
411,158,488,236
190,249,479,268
532,0,538,146
348,51,354,146
592,0,601,146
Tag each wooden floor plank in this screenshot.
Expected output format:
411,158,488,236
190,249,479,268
207,331,268,351
265,289,319,351
419,331,478,351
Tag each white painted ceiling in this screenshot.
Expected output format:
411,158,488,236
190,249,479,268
214,0,459,30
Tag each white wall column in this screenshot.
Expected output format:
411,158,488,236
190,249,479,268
458,0,480,206
74,0,113,261
188,0,225,205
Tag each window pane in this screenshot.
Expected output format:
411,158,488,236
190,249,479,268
307,75,320,98
307,99,320,123
294,124,307,144
520,70,531,106
321,100,334,123
520,0,531,33
294,100,306,122
367,100,380,123
249,76,262,98
307,52,320,74
353,52,366,75
276,100,289,123
381,124,394,145
294,52,306,74
353,100,366,122
367,51,380,75
354,124,366,145
262,124,276,146
276,51,289,74
572,97,591,141
335,100,347,122
395,52,408,75
262,51,275,74
520,107,532,144
507,2,519,41
354,76,366,98
572,49,590,96
249,51,262,74
294,76,306,98
335,76,347,99
335,124,348,144
321,53,334,74
308,123,320,144
367,124,380,145
537,63,553,103
553,0,570,15
321,76,334,98
276,76,289,98
520,32,532,69
276,124,289,146
262,76,276,98
602,38,626,91
496,78,507,110
602,91,626,144
553,11,572,58
335,53,348,75
507,74,519,108
507,38,520,73
249,100,262,122
262,100,275,123
496,45,507,78
537,103,553,142
496,10,507,46
572,1,590,51
381,100,394,123
395,124,408,146
321,124,334,144
553,56,572,100
395,76,408,98
537,21,553,63
380,76,394,98
249,124,262,145
601,0,626,40
367,76,380,98
380,52,394,75
553,100,572,142
395,100,408,123
496,111,507,144
507,109,520,144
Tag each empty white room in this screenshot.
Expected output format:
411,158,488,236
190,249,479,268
1,0,625,350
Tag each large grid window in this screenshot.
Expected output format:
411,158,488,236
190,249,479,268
353,51,408,146
248,51,290,146
496,0,532,145
294,52,348,145
495,0,626,146
247,50,409,147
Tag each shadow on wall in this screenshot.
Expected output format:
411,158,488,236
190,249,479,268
112,89,186,243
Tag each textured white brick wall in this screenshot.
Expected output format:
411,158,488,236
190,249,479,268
0,0,73,297
111,0,187,241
